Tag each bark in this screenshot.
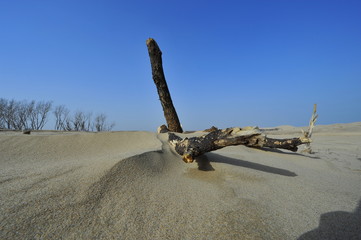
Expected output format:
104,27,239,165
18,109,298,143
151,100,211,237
146,38,183,133
168,127,311,163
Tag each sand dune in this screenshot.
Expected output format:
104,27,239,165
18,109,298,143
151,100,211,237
1,123,361,239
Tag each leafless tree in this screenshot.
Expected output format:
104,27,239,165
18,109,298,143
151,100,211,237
64,118,73,131
1,98,116,132
2,99,19,130
70,111,93,131
16,100,35,130
0,99,52,130
13,101,27,130
0,99,23,130
93,113,115,131
53,105,70,130
0,98,7,129
29,101,52,130
54,110,115,132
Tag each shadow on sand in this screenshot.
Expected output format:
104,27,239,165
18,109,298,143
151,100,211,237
298,200,361,240
259,147,321,159
195,152,297,177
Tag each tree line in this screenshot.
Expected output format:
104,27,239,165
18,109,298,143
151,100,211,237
0,98,115,131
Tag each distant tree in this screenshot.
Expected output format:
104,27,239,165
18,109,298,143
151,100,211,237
54,105,70,130
16,100,35,130
1,98,116,132
29,101,52,130
14,101,28,130
64,118,73,131
53,109,115,132
0,98,6,129
0,99,51,130
94,113,115,131
72,111,92,131
2,99,19,130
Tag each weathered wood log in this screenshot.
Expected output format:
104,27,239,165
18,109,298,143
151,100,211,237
168,127,311,163
146,38,183,133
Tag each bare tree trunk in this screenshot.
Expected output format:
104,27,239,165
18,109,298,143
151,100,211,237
169,127,311,163
146,38,183,133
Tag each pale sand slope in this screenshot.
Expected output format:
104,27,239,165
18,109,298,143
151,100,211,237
1,123,360,239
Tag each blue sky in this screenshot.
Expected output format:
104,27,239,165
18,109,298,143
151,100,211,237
1,0,360,131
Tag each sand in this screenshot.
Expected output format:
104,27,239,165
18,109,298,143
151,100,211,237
1,123,360,239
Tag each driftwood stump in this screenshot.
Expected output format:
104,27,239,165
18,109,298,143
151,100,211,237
146,38,183,133
302,104,318,154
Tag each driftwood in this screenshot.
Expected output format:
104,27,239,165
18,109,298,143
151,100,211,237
146,38,317,164
168,127,311,163
146,38,183,133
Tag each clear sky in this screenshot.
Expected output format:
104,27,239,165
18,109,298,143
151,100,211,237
1,0,360,131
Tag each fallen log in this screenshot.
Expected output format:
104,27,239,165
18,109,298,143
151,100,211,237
168,126,311,163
